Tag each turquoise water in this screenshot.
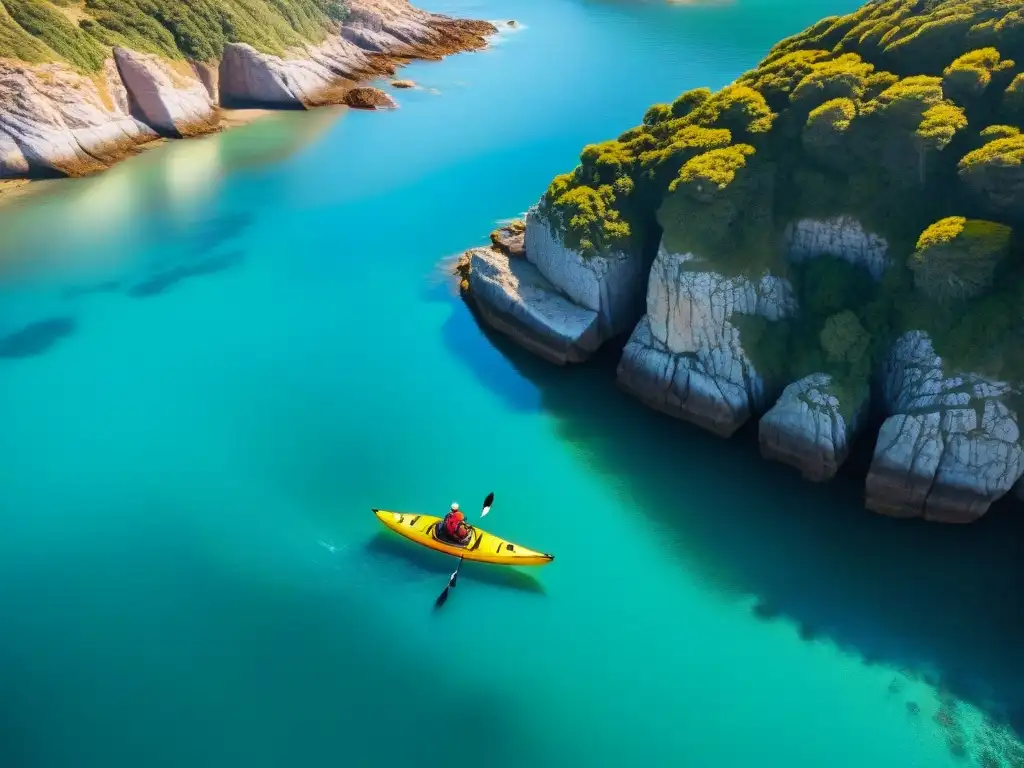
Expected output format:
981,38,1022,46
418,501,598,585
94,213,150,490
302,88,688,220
2,1,1024,766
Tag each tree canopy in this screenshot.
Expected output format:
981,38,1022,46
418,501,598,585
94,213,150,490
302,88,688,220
540,0,1023,387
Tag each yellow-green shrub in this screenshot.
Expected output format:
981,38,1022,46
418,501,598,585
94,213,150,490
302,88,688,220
909,216,1012,302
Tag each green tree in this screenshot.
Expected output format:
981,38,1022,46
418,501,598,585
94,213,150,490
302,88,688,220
1003,72,1024,124
941,47,1015,103
958,134,1024,219
908,216,1013,302
802,97,857,169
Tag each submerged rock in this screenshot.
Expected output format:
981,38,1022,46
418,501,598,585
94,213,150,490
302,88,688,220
865,331,1023,522
113,48,217,137
616,244,795,437
465,246,601,365
759,373,869,481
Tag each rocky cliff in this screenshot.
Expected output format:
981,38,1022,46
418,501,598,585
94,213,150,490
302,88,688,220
0,0,495,178
460,0,1024,523
617,245,795,437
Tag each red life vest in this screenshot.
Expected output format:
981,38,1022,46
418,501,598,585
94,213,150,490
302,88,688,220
445,511,465,536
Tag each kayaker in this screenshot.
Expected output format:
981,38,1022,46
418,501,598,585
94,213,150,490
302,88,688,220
440,502,472,545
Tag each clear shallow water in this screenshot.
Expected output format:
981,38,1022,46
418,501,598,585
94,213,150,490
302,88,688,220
2,1,1024,766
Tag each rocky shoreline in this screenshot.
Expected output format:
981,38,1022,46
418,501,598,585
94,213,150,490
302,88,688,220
453,0,1024,526
0,0,498,181
456,210,1024,524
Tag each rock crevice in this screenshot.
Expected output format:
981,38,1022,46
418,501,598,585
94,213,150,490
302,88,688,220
865,331,1023,522
616,244,795,437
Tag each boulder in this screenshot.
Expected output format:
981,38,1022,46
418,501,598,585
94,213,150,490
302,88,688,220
865,331,1024,522
0,59,155,178
759,373,869,481
524,207,650,339
343,87,398,109
466,246,601,365
490,220,525,258
113,48,217,136
616,244,795,437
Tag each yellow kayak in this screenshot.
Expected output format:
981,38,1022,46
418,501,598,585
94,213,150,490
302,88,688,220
372,509,554,566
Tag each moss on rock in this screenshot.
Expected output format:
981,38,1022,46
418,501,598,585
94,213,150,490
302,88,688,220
537,0,1022,362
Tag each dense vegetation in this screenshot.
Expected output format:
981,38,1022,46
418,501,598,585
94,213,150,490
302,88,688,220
0,0,349,70
539,0,1024,402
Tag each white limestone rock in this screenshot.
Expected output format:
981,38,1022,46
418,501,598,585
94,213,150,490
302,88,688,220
341,4,437,51
219,39,371,107
616,244,796,437
466,246,601,365
524,207,649,339
784,216,890,280
759,373,869,481
113,48,216,136
0,59,155,178
865,331,1024,522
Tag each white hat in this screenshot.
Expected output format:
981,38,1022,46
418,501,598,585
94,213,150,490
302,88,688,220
450,502,459,511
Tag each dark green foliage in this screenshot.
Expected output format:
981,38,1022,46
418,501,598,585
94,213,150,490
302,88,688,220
735,255,887,419
0,0,350,70
1003,72,1024,122
802,97,856,168
800,252,876,316
3,0,106,70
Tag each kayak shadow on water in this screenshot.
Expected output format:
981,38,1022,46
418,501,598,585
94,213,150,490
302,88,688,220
442,299,1024,744
364,533,546,596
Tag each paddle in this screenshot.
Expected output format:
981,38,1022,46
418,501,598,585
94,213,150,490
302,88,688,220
434,492,493,608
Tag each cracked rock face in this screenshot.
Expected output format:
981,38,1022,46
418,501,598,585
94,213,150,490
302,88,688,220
784,216,890,280
524,207,650,339
220,39,371,108
113,48,216,137
865,330,1024,522
616,244,795,437
0,59,155,178
760,373,869,481
466,246,601,365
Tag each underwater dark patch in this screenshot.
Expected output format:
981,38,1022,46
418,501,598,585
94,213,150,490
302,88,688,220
126,249,245,299
0,317,77,359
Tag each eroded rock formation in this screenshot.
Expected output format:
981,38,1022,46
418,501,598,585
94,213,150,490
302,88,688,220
617,245,795,436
